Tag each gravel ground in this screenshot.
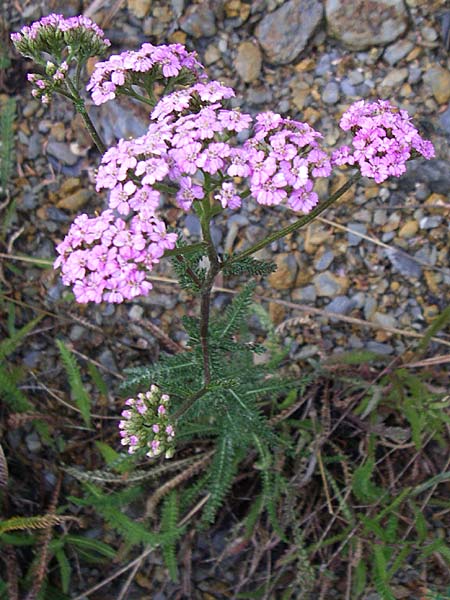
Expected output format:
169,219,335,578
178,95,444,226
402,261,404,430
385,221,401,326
1,0,450,598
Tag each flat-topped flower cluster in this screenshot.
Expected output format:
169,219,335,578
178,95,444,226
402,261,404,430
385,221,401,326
332,100,435,183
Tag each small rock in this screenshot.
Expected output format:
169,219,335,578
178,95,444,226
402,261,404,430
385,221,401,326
421,26,438,43
255,0,323,65
314,250,335,271
398,220,419,238
268,253,299,290
234,40,262,83
57,189,91,211
322,81,340,104
364,297,377,320
25,432,41,453
383,39,414,65
22,100,40,118
372,311,396,329
386,248,422,279
326,0,409,50
366,341,394,355
291,285,317,302
325,296,356,315
127,0,152,18
347,222,367,246
439,105,450,135
419,216,442,229
180,4,216,38
46,140,79,166
380,67,408,88
204,44,221,65
129,305,145,321
313,271,349,297
423,66,450,104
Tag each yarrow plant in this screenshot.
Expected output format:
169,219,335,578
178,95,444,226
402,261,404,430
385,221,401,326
12,14,435,525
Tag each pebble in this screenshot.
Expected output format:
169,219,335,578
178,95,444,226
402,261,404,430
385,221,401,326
383,39,415,66
313,271,349,297
314,250,335,271
423,66,450,104
255,0,323,65
347,223,367,246
439,105,450,135
322,81,340,104
57,189,92,212
325,0,409,50
379,67,408,89
127,0,152,18
325,296,356,315
372,311,397,329
398,220,419,239
419,216,442,230
268,252,299,290
46,140,79,166
366,341,394,355
179,4,216,38
25,432,41,453
291,285,317,302
386,248,422,279
234,40,263,82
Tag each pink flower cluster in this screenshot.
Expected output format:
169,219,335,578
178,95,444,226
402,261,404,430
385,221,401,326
87,42,206,105
119,386,175,458
242,111,332,212
95,82,331,215
332,100,435,183
54,210,176,304
27,61,69,104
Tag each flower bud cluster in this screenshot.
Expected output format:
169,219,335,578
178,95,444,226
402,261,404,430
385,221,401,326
11,13,110,59
332,99,435,183
87,42,206,106
119,386,175,459
11,14,110,104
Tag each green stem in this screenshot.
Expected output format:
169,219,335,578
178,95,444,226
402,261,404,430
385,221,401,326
65,78,106,154
173,385,209,421
198,194,221,387
224,172,361,266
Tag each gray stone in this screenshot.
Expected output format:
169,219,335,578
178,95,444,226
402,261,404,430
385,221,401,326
255,0,323,65
419,216,443,229
398,159,450,195
364,296,377,320
340,79,356,96
372,311,397,329
366,341,394,355
386,248,422,279
347,222,367,246
185,214,201,237
383,39,414,65
313,271,347,297
180,4,216,38
314,250,335,271
325,296,356,315
291,285,317,302
25,432,41,453
380,67,408,88
46,140,79,166
326,0,409,50
439,105,450,135
322,81,340,104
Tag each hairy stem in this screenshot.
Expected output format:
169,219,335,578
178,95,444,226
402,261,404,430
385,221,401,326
65,78,106,154
224,172,361,266
198,194,221,387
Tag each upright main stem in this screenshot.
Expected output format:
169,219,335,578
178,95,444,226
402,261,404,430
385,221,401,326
198,195,221,387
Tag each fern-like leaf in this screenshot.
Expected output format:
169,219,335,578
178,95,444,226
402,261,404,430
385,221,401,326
202,434,237,524
56,340,92,428
0,97,16,195
160,491,181,581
